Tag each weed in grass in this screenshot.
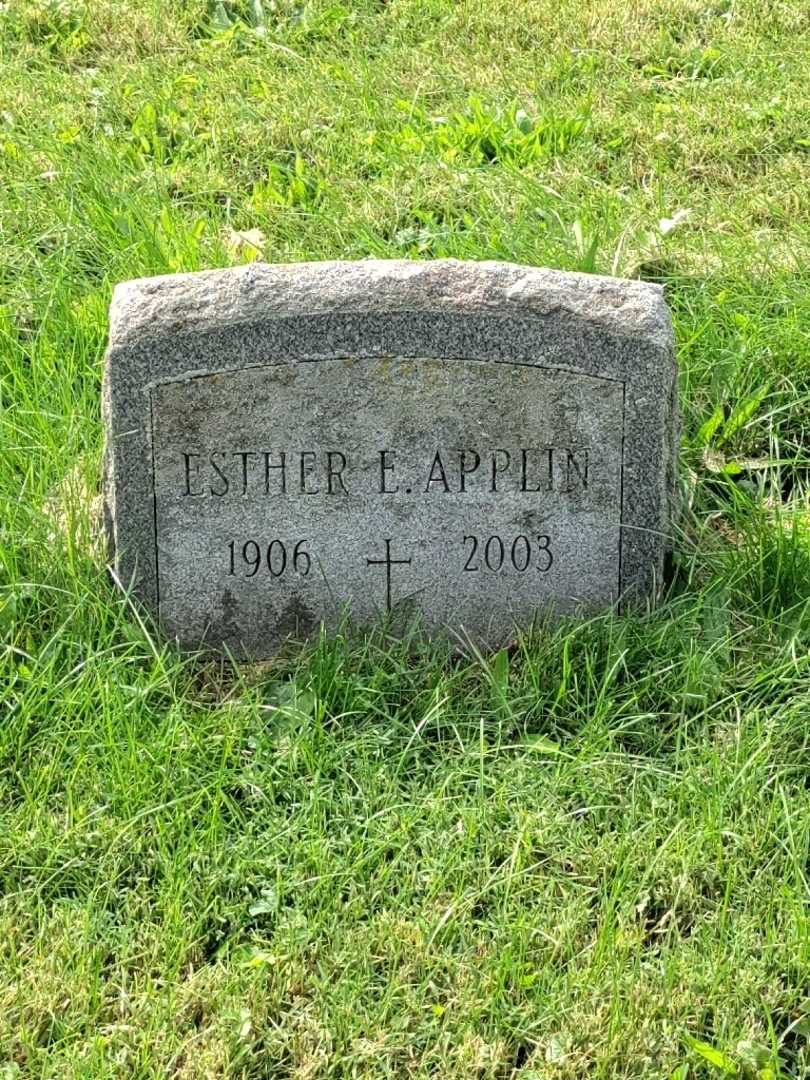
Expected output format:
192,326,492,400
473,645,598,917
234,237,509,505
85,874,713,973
4,0,91,59
250,153,325,211
391,97,591,169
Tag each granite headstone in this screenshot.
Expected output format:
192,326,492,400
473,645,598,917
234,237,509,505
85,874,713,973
103,259,677,656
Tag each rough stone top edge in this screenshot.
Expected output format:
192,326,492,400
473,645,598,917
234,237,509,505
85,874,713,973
108,258,674,354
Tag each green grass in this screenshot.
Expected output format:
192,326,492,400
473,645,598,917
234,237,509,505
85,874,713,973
1,0,810,1076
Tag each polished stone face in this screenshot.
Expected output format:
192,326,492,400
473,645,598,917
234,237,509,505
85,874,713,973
103,259,678,656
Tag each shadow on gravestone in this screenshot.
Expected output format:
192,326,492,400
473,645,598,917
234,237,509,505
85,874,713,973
102,259,678,658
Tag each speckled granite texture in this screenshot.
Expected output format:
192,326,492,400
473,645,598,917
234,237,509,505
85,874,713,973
103,259,678,656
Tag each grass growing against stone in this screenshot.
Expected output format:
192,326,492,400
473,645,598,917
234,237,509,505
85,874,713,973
1,1,809,1076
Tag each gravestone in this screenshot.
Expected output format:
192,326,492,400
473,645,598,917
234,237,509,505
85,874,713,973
103,259,677,656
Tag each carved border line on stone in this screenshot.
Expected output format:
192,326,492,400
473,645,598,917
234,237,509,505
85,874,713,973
145,359,629,624
103,259,677,626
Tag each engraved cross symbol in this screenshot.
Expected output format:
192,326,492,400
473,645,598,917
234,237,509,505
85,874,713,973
366,538,412,613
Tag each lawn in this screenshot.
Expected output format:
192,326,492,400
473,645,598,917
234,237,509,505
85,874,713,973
1,0,809,1076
